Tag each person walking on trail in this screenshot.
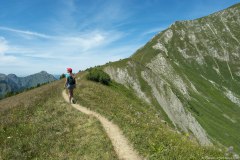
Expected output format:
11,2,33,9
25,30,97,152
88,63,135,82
65,68,76,104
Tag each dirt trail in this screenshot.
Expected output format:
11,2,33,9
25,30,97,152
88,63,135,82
62,91,142,160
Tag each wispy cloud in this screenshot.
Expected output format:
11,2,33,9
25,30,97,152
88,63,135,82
0,0,138,75
0,37,17,64
0,25,125,53
0,26,52,39
141,26,167,36
0,25,127,67
0,37,8,54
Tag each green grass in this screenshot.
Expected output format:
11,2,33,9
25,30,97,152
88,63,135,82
86,68,111,85
161,45,240,154
109,58,174,126
0,80,118,160
101,4,240,155
74,72,224,159
182,67,240,153
131,33,163,65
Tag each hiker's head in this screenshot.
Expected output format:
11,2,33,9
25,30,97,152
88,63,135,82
67,68,72,73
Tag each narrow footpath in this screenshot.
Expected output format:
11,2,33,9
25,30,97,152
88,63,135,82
62,91,142,160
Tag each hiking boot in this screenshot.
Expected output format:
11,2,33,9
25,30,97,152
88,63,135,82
71,98,75,104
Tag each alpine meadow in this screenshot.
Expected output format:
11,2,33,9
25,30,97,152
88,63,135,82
1,2,240,160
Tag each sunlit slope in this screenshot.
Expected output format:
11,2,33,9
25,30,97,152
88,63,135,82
0,80,117,159
73,72,223,159
104,3,240,153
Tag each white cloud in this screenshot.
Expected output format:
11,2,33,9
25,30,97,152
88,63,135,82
0,26,52,39
0,26,128,75
0,37,8,54
59,31,107,52
0,55,17,64
0,0,135,75
0,26,124,53
0,37,17,64
57,30,124,53
141,26,167,36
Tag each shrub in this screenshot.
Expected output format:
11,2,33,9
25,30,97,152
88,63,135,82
87,69,111,85
60,73,65,79
4,91,15,98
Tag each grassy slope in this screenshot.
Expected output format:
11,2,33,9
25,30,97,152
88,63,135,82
0,80,117,160
115,44,240,154
103,58,174,127
104,4,240,154
181,65,240,153
168,13,240,153
74,72,223,159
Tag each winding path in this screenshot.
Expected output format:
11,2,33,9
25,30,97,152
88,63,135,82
62,91,142,160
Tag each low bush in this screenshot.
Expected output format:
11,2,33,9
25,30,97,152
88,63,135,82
59,73,65,79
86,69,111,85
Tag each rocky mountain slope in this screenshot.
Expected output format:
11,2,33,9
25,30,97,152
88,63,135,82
104,3,240,153
0,71,56,98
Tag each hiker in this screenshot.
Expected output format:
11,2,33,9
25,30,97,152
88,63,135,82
65,68,76,103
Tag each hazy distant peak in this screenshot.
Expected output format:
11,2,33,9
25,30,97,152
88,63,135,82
39,71,48,74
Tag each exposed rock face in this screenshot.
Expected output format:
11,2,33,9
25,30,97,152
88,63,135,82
105,63,151,104
0,71,56,97
104,3,240,151
105,62,212,146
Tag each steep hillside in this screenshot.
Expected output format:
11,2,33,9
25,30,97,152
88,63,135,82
0,71,56,98
73,72,225,159
104,3,240,153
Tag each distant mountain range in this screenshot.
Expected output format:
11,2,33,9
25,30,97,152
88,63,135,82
0,71,56,98
53,74,61,80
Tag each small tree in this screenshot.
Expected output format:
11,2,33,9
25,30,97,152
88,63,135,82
60,73,65,79
5,91,15,98
87,68,111,85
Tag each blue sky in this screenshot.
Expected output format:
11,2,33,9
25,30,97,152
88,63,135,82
0,0,239,76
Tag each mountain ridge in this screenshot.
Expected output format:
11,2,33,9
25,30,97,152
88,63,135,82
104,2,240,153
0,71,56,98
